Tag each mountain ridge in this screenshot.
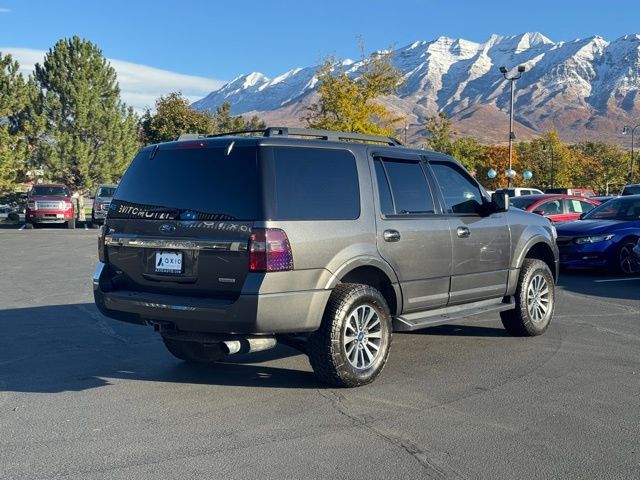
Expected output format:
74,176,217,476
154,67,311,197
192,32,640,144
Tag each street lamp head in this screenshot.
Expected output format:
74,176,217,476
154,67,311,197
517,65,526,73
499,66,508,74
622,126,630,135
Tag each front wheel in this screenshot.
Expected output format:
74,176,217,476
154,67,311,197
617,239,639,275
307,283,392,387
501,259,555,336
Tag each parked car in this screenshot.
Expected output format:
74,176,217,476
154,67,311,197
93,127,558,387
496,187,544,197
25,184,75,229
621,184,640,196
555,195,640,274
544,187,596,197
510,194,600,223
630,238,640,271
91,184,117,227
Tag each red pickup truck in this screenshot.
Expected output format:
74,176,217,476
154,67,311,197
25,184,75,229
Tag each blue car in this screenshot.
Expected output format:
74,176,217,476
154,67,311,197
556,195,640,274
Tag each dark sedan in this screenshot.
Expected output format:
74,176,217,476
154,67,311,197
555,195,640,274
510,194,600,223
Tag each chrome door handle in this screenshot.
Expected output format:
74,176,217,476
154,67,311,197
383,229,401,242
456,226,471,238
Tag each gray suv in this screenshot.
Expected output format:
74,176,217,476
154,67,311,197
93,127,559,387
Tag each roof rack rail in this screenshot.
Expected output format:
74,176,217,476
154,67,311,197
207,127,402,146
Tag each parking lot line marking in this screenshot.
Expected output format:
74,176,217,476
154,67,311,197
594,277,640,283
18,224,26,231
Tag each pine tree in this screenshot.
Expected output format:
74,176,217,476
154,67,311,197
304,49,403,136
33,36,139,193
0,52,38,192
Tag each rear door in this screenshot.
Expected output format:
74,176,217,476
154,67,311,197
105,142,258,299
372,155,452,312
427,159,511,305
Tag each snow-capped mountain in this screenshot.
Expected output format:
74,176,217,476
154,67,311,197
192,33,640,143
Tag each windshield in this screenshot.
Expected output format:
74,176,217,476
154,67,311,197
97,186,116,198
31,186,69,197
583,197,640,221
621,185,640,196
113,144,258,220
510,197,539,210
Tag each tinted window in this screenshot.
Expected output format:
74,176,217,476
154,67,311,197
97,186,116,197
374,159,394,215
584,197,640,221
31,186,69,197
510,197,539,210
622,185,640,196
430,162,483,214
379,159,434,214
264,147,359,220
114,145,258,220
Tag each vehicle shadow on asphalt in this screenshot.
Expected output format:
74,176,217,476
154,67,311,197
404,324,509,337
558,270,640,301
0,303,324,394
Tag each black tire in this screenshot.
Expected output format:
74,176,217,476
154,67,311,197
66,218,76,229
616,238,638,276
161,336,222,363
501,259,555,337
307,283,392,387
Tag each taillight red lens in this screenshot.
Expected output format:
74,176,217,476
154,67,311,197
249,228,293,272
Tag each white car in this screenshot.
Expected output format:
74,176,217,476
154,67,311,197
496,188,544,197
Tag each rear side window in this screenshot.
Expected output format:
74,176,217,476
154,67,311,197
263,147,359,220
375,158,435,214
113,145,258,220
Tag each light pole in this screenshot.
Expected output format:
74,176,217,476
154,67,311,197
500,65,526,188
622,124,639,183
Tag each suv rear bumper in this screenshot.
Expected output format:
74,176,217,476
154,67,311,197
92,262,331,334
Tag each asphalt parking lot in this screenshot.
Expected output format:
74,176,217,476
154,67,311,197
0,229,638,479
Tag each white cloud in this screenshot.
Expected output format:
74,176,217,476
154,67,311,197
0,8,11,13
0,47,226,112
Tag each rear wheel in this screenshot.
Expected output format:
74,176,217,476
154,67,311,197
501,259,555,336
307,283,392,387
617,239,638,275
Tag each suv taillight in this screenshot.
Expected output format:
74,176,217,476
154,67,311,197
249,228,293,272
98,225,107,263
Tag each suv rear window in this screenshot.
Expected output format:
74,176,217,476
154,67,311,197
113,145,258,220
262,147,359,220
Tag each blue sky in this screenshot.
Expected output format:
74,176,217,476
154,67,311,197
1,0,639,110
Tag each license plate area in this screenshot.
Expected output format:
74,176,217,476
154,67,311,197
154,251,183,274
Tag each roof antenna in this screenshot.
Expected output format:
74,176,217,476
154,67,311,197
225,141,235,156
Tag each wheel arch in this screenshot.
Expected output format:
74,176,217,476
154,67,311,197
326,257,401,315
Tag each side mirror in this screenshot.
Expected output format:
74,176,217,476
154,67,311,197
490,192,510,213
532,210,545,216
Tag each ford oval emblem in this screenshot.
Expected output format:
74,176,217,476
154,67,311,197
159,223,176,234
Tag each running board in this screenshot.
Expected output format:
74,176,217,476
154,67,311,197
393,297,514,332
